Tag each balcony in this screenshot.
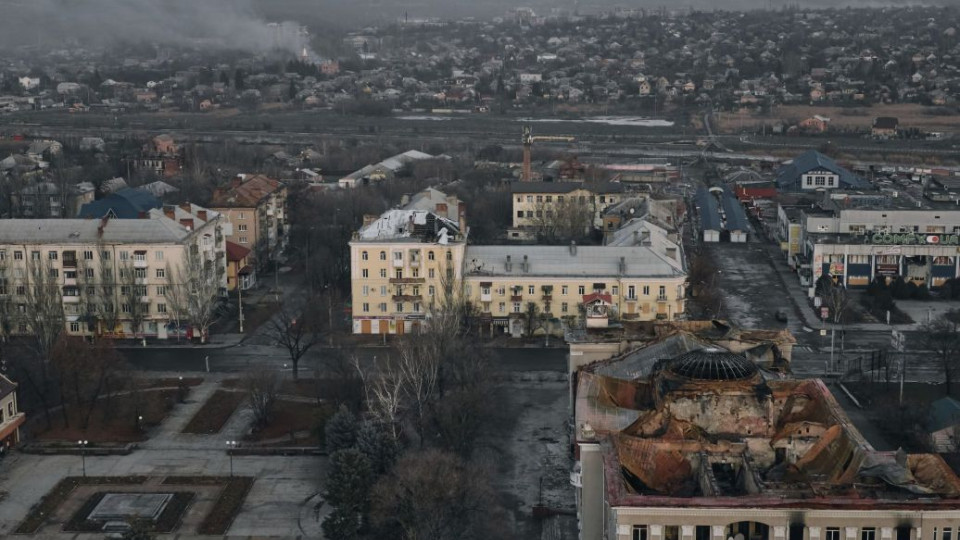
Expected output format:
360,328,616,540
510,295,523,302
389,277,425,284
657,295,669,302
409,259,421,268
541,295,553,302
392,294,423,302
64,278,77,286
140,296,151,304
133,259,148,269
62,258,77,268
480,293,492,302
135,278,147,285
392,259,404,268
62,296,80,304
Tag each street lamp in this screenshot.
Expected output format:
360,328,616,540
226,440,238,476
137,415,143,433
78,440,88,477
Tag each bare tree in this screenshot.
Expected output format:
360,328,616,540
370,449,508,540
397,334,441,447
354,354,405,443
119,260,148,338
919,319,960,395
51,336,124,429
165,244,223,343
270,303,320,380
530,195,595,244
524,301,543,338
245,369,280,430
0,254,13,342
23,255,65,361
94,242,121,337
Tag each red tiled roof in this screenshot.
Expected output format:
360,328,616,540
210,175,282,207
225,241,251,262
582,293,613,304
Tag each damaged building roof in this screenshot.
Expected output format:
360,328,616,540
575,337,960,510
355,209,462,243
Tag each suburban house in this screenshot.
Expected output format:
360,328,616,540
210,174,288,268
872,116,900,138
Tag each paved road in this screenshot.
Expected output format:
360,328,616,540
120,344,568,374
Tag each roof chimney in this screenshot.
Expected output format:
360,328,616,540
163,206,175,220
180,218,194,231
362,214,378,227
570,240,577,255
666,247,678,260
179,202,191,213
505,255,512,272
619,256,626,274
197,210,208,221
641,230,651,245
522,254,529,273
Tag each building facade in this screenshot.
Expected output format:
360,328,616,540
574,346,960,540
210,175,288,266
0,205,227,340
462,243,686,336
511,182,626,231
350,191,688,336
349,209,467,335
0,374,24,450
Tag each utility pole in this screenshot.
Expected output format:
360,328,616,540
238,283,244,334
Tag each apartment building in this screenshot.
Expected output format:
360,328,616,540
210,174,288,267
0,204,227,340
349,208,467,335
462,240,686,336
350,189,687,336
510,182,626,237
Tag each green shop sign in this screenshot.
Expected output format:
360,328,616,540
865,233,960,246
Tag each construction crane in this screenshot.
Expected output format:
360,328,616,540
521,125,576,181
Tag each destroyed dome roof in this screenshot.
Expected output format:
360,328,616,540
666,348,757,381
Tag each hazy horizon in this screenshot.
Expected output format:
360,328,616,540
0,0,953,53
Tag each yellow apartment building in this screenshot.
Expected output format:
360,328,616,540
510,182,627,236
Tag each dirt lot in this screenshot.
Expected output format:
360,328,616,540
492,371,576,540
716,104,960,133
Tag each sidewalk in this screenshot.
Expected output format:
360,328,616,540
761,243,919,332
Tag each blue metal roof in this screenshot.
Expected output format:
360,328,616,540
78,188,161,219
775,150,870,191
721,188,749,232
695,187,721,232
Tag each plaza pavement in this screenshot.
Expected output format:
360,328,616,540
0,377,326,538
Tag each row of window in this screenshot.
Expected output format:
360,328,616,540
632,526,908,540
360,302,422,314
0,249,164,262
515,194,616,204
0,267,166,281
0,283,169,298
360,250,453,262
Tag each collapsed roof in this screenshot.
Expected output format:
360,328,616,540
576,340,960,509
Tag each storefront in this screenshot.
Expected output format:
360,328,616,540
807,235,960,296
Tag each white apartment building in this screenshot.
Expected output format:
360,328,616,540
0,204,227,340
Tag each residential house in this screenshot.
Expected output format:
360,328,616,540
872,116,900,138
78,188,161,219
210,174,288,267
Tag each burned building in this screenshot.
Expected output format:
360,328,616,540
573,345,960,540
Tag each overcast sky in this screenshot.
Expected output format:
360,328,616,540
0,0,950,52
